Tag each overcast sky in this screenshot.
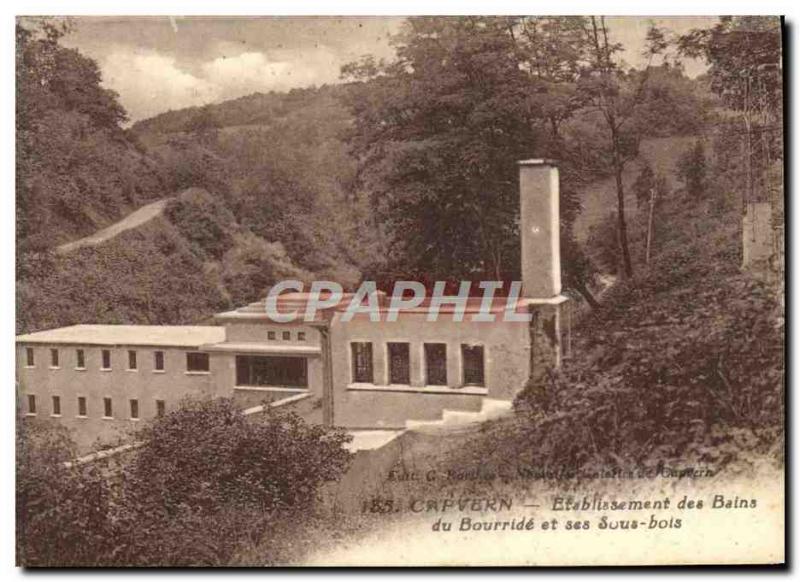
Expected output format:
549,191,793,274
60,16,719,122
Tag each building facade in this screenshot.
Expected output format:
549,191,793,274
16,159,567,451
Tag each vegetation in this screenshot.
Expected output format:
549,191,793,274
17,398,352,567
16,15,784,565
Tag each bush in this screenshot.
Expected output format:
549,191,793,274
514,247,784,474
16,398,353,566
16,419,114,566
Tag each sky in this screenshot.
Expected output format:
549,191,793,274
59,16,720,122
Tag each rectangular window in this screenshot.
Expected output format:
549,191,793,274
297,331,306,341
51,395,61,416
387,342,411,385
236,355,308,388
268,331,276,340
128,350,137,370
103,397,113,418
154,351,165,371
76,349,85,369
156,399,165,418
101,349,111,370
130,399,139,420
461,344,485,387
424,343,448,386
25,347,34,367
27,395,36,415
351,342,374,383
282,331,291,340
50,348,59,368
186,352,210,372
77,396,87,417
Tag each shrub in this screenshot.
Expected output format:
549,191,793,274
16,397,353,566
108,398,352,565
16,418,114,567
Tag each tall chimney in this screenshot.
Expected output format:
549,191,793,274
518,159,561,298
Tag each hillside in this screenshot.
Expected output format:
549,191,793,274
17,39,377,333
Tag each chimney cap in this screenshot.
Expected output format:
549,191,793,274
517,158,558,167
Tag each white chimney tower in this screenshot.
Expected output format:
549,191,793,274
518,159,561,298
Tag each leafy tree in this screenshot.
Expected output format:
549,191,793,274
678,17,782,202
342,16,539,282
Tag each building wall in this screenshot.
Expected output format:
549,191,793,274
216,320,325,411
328,312,531,428
16,343,218,451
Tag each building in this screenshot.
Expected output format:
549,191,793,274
16,159,567,451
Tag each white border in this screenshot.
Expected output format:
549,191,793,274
3,3,796,579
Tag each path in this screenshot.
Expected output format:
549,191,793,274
56,198,172,254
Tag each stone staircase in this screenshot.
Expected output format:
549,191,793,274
404,398,513,433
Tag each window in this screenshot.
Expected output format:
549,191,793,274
351,342,374,383
461,344,485,387
50,349,59,368
297,331,306,341
25,347,34,367
51,395,61,416
236,355,308,388
27,395,36,415
103,397,113,418
128,350,137,370
76,349,85,369
424,343,448,386
282,331,291,341
268,331,276,340
101,349,111,370
387,342,411,385
130,399,139,420
186,352,210,372
77,396,87,417
154,351,165,371
156,399,165,418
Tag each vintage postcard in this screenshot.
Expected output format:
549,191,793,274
15,15,785,567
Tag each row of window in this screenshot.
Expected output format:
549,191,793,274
267,330,306,341
26,394,165,420
351,342,485,387
24,347,210,373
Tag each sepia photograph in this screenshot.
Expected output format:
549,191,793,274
13,12,785,567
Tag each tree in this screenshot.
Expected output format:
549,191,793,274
16,18,165,247
575,17,671,280
678,17,782,203
343,17,539,282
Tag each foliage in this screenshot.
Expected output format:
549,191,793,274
16,398,353,566
16,20,167,247
16,418,114,566
509,130,783,474
164,189,237,260
16,223,229,332
678,16,782,116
